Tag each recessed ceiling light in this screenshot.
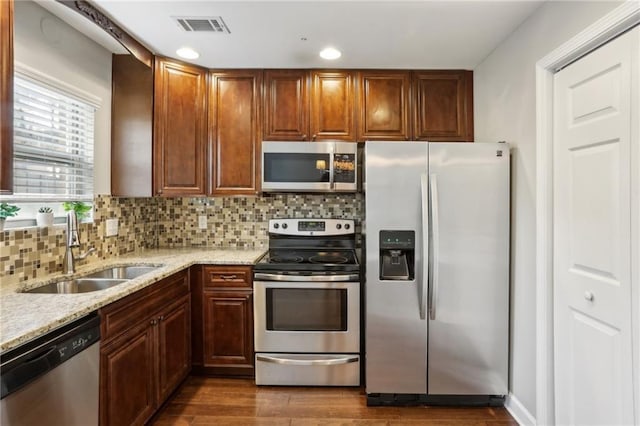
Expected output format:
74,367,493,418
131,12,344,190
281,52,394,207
176,47,199,60
319,47,341,60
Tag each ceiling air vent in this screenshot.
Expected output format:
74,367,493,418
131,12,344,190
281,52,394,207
173,17,230,33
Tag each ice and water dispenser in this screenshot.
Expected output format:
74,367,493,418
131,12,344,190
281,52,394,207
379,230,415,281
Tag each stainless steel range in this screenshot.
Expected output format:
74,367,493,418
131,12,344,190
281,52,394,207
253,218,360,386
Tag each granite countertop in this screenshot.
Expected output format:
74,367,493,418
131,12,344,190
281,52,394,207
0,248,266,353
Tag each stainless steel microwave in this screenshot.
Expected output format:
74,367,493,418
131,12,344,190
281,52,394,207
261,141,358,192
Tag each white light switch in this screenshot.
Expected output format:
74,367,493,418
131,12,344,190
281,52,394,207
105,218,119,237
198,215,207,230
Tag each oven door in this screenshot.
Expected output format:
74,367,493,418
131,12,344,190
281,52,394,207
253,279,360,353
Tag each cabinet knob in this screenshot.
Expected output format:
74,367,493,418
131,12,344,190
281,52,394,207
584,291,595,302
158,315,165,321
312,134,317,141
150,319,157,325
301,135,307,140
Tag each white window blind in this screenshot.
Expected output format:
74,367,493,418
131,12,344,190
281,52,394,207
12,74,95,201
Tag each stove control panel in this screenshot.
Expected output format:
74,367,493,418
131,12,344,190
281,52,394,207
268,219,355,236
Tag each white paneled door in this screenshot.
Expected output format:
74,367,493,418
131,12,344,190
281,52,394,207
553,27,638,426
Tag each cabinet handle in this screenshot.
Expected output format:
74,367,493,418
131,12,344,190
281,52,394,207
220,274,237,280
312,134,317,141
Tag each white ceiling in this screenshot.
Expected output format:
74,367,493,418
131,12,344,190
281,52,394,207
59,0,547,69
36,0,128,54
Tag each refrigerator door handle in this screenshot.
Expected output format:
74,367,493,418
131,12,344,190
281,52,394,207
429,173,440,321
419,174,429,320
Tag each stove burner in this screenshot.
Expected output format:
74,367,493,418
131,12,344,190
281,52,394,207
309,254,349,264
269,255,304,264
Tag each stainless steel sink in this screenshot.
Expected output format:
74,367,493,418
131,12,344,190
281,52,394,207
24,278,129,294
23,265,162,294
81,265,160,280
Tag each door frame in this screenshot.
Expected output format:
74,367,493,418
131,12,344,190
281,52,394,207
535,3,639,425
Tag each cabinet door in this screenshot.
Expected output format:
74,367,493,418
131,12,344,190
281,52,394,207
209,70,262,195
358,71,411,141
0,0,13,193
412,70,473,141
310,71,356,141
157,297,191,402
154,58,207,196
203,290,254,373
112,55,153,197
263,70,309,141
100,325,156,426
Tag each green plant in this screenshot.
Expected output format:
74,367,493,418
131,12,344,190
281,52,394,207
38,206,53,213
0,203,20,219
62,201,92,220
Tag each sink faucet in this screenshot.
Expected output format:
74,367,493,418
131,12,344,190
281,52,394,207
63,211,96,275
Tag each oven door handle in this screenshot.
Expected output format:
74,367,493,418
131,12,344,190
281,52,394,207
253,273,360,282
256,355,359,366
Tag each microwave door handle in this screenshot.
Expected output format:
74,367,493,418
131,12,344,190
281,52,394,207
329,144,335,190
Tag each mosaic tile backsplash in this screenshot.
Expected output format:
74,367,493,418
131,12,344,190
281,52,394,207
1,193,364,287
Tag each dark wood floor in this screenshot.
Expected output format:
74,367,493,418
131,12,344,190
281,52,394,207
151,377,518,425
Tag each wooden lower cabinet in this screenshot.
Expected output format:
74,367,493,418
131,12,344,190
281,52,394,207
158,298,191,402
203,290,254,372
99,271,191,426
100,324,156,426
192,265,255,377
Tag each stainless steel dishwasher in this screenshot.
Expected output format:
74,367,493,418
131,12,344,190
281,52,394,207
0,313,100,426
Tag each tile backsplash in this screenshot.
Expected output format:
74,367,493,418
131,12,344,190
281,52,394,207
1,193,364,287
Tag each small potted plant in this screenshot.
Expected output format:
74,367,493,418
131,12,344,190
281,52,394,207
62,201,92,221
36,206,54,227
0,202,20,232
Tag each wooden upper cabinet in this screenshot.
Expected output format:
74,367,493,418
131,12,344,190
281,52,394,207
154,58,208,196
209,70,262,195
0,0,13,194
357,71,411,141
310,71,356,141
111,55,153,197
412,70,473,142
263,70,309,141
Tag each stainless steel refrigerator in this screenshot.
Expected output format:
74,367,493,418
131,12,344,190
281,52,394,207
364,141,509,405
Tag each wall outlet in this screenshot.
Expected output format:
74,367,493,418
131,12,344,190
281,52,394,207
105,218,119,237
198,215,207,230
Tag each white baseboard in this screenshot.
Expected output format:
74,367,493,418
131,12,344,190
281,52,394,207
505,393,537,426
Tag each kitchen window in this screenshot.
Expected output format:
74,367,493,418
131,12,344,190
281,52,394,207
1,69,98,227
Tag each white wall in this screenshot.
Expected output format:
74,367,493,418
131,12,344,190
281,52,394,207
14,1,112,195
473,0,622,419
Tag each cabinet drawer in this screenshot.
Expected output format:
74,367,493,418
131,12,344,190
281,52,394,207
100,270,189,343
202,266,252,289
